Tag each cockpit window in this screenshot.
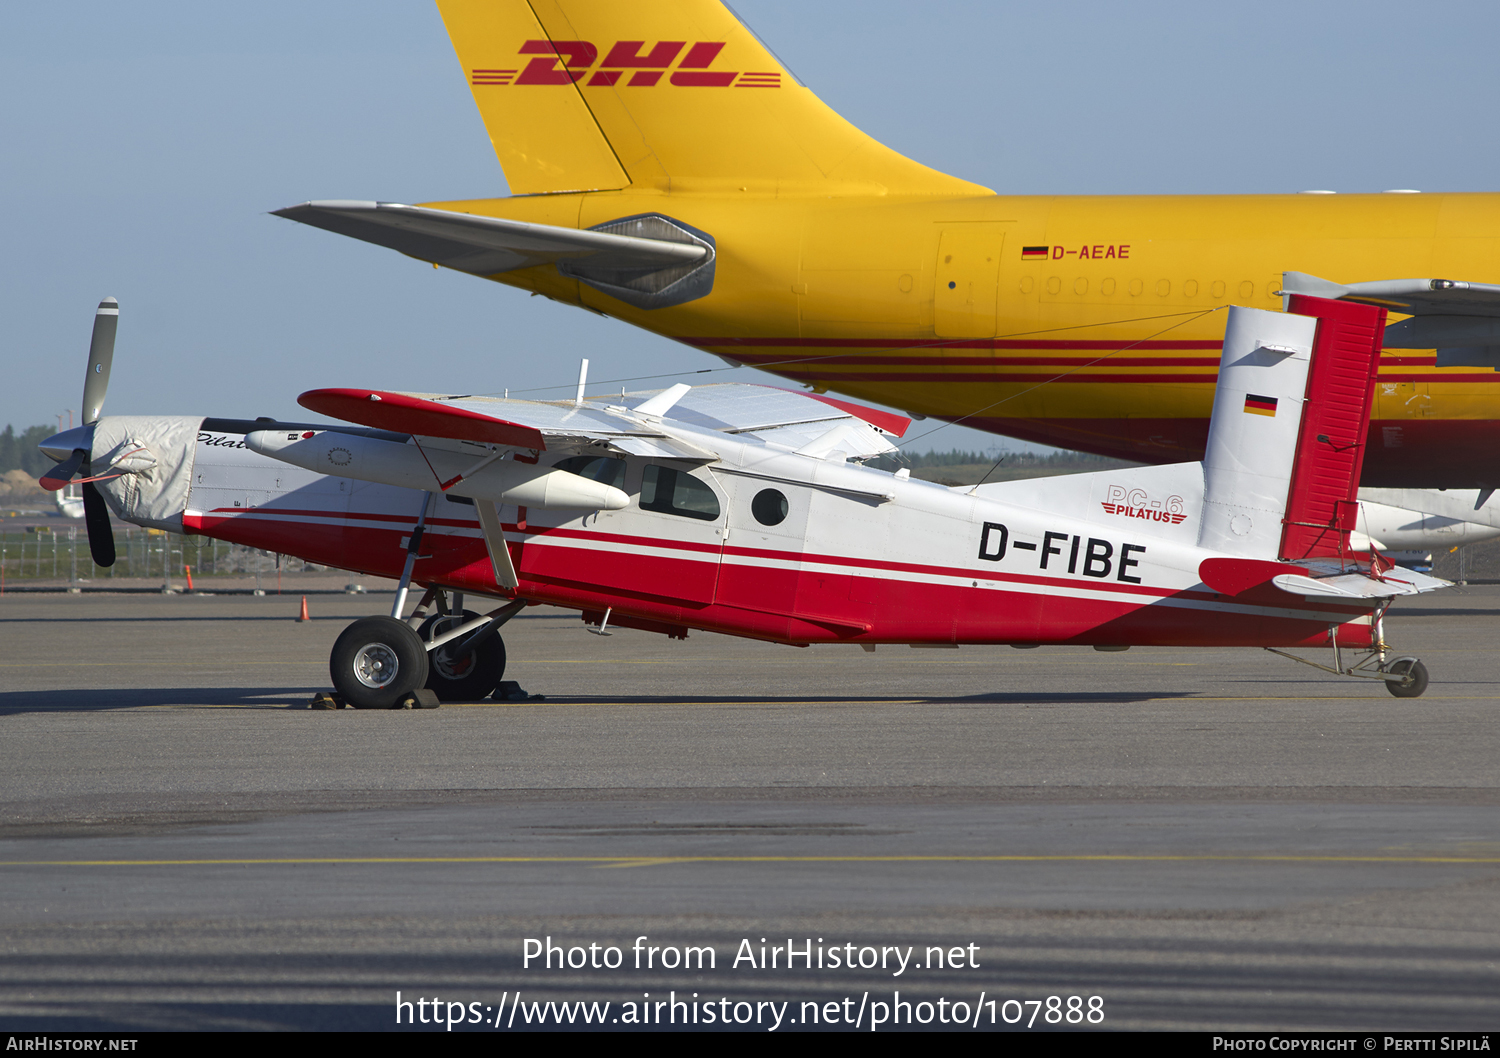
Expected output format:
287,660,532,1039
639,465,721,521
552,455,627,491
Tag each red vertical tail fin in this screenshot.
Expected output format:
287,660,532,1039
1279,296,1386,561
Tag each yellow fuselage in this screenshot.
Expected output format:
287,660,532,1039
426,189,1500,488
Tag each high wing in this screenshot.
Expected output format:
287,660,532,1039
1283,270,1500,368
298,387,718,462
296,383,908,463
273,201,715,309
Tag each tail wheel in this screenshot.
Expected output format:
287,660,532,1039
330,616,429,709
418,610,507,702
1383,658,1429,699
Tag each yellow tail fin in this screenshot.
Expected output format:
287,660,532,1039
436,0,989,196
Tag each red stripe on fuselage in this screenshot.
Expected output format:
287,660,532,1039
183,507,1375,647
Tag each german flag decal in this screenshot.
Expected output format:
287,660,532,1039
1244,394,1278,417
1021,246,1049,260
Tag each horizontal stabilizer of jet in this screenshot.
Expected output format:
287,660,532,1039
1283,271,1500,317
273,201,715,309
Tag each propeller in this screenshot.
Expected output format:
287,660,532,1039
82,479,116,567
38,298,119,567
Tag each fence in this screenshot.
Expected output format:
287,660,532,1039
1431,538,1500,584
0,527,335,591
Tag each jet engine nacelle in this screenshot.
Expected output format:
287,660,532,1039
245,428,628,510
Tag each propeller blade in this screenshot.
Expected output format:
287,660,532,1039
82,481,116,568
39,448,86,492
81,297,118,424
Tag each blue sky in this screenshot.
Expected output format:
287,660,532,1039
4,1,1498,453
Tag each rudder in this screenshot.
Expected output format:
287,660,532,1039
1279,295,1386,561
1197,298,1386,561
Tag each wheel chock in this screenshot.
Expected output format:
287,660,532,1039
494,680,545,702
397,688,442,710
308,691,345,709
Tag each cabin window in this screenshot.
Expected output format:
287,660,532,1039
751,488,788,526
640,465,721,521
552,454,626,490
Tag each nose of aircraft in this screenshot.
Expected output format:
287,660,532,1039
56,415,202,534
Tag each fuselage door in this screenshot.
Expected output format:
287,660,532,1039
934,224,1005,338
715,472,811,617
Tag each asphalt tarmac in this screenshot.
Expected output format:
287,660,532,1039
0,588,1497,1032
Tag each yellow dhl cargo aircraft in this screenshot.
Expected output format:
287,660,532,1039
276,0,1500,489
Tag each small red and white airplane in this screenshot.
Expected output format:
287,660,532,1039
40,295,1443,706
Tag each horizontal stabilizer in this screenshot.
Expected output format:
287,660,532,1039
1272,569,1446,599
1199,557,1446,600
1283,271,1500,317
1198,557,1307,596
273,201,704,276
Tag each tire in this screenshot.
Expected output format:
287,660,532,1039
1384,658,1429,699
330,616,429,709
418,611,507,702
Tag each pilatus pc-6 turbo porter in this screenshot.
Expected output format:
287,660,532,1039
41,296,1443,706
275,0,1500,491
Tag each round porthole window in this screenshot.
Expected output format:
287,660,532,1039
751,488,788,526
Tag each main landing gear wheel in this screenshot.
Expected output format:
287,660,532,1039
1383,658,1429,699
330,616,429,709
418,610,507,702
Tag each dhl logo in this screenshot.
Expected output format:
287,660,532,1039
471,41,781,88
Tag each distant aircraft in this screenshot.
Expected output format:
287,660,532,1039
275,0,1500,490
40,295,1447,705
53,483,84,520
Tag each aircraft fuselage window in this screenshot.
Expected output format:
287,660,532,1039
640,465,720,521
751,488,788,526
552,454,627,490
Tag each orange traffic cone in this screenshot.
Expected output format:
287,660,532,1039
296,595,309,622
184,565,194,591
